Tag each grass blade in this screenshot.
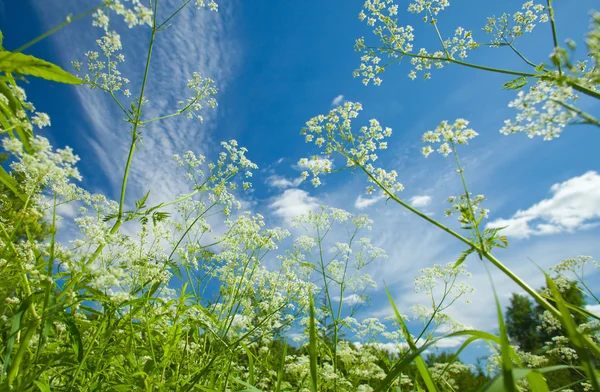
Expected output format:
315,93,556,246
308,293,319,392
381,285,437,392
546,274,600,391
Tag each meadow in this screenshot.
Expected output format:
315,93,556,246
1,0,599,390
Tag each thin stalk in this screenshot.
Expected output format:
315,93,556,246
555,100,600,127
383,47,600,100
350,157,562,319
546,0,563,76
35,193,58,362
85,0,160,266
68,321,104,388
388,48,538,78
451,141,486,252
13,4,106,53
506,41,537,68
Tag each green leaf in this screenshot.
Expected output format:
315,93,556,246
275,341,287,392
480,365,579,392
546,274,600,391
135,190,150,209
494,277,517,392
0,51,83,84
60,312,83,362
308,293,319,392
0,165,26,202
2,295,32,379
503,76,528,91
230,377,265,392
33,379,52,392
381,285,437,392
454,246,475,269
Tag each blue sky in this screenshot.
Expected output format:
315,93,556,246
2,0,600,363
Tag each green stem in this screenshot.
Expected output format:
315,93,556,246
350,157,562,318
554,100,600,127
391,49,538,78
13,5,106,53
85,0,159,267
7,318,40,386
68,322,104,388
386,48,600,100
451,141,486,252
506,41,537,68
546,0,563,76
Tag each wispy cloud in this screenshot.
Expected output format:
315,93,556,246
331,94,344,106
333,294,364,306
355,194,385,209
266,174,304,189
409,195,432,208
270,188,320,225
33,1,236,206
487,171,600,238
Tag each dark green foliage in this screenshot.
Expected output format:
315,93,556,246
505,281,593,391
505,293,539,353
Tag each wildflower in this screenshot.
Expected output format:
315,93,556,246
300,102,403,196
500,79,578,140
179,72,218,121
421,118,479,158
31,112,51,128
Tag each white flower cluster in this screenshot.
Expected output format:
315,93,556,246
407,0,450,19
2,135,81,196
177,72,218,121
174,140,257,215
355,0,478,84
354,0,413,86
445,193,489,227
421,118,478,158
442,26,477,60
73,31,131,96
0,86,50,133
483,1,548,46
500,79,578,140
105,0,153,29
413,261,473,302
551,255,597,275
195,0,219,11
300,102,402,196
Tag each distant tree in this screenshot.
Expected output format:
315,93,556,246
424,351,489,391
505,293,539,352
505,281,590,391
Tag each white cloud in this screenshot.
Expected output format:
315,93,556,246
333,294,364,306
332,94,344,106
409,195,432,208
587,304,600,316
353,341,408,356
270,189,320,225
355,194,384,209
266,175,304,189
431,335,467,349
487,171,600,238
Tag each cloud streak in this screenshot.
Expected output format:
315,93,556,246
33,1,236,207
